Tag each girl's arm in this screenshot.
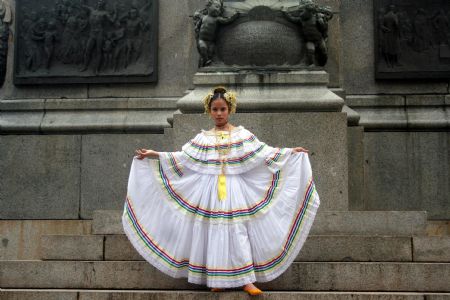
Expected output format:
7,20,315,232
293,147,309,153
135,148,159,159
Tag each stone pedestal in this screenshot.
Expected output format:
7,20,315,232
174,70,348,211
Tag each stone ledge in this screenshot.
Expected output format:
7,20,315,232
346,95,450,130
0,98,177,134
192,71,330,85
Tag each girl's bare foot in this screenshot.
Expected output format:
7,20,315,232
243,283,263,296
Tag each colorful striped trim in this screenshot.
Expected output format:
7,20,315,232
183,144,266,166
187,135,257,152
158,161,281,219
166,153,183,177
124,178,316,278
265,148,285,166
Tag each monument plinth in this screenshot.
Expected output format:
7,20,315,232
177,70,344,113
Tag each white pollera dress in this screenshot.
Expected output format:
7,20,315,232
122,125,320,288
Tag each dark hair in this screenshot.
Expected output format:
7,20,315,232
208,87,232,111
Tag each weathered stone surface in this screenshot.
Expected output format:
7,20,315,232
41,235,103,261
347,126,364,210
406,95,446,107
364,132,450,219
346,96,450,130
413,237,450,262
426,221,450,237
1,291,77,300
346,95,405,107
81,134,169,219
0,111,44,133
343,105,361,126
79,291,431,300
325,14,342,88
298,235,412,262
0,220,91,260
312,211,427,236
0,135,81,219
180,72,344,113
172,113,348,211
340,0,449,94
356,108,408,129
92,210,426,236
1,261,450,291
105,234,141,261
40,111,128,133
106,234,412,262
92,211,124,235
3,291,440,300
0,98,177,134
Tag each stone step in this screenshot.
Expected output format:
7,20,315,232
413,237,450,262
41,234,414,262
92,210,427,236
1,261,449,291
2,290,450,300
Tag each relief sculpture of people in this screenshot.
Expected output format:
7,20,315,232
0,0,11,87
193,0,239,67
14,0,157,84
282,0,333,67
376,0,450,78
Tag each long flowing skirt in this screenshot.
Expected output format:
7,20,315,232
122,152,319,288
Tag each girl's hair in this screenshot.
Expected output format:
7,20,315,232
203,86,237,114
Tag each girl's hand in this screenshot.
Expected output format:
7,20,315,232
293,147,309,153
135,148,157,160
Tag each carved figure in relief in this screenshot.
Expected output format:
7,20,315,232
193,0,239,67
43,20,58,70
80,0,117,73
433,9,449,45
119,3,151,67
283,0,333,67
380,5,400,67
0,0,11,86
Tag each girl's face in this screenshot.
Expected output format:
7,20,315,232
210,98,230,127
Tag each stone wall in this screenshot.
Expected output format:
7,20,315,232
341,0,450,219
0,0,448,220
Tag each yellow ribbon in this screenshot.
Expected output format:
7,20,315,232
218,174,227,201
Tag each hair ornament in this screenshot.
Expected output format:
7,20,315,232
203,86,237,114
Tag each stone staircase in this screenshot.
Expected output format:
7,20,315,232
1,210,449,299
